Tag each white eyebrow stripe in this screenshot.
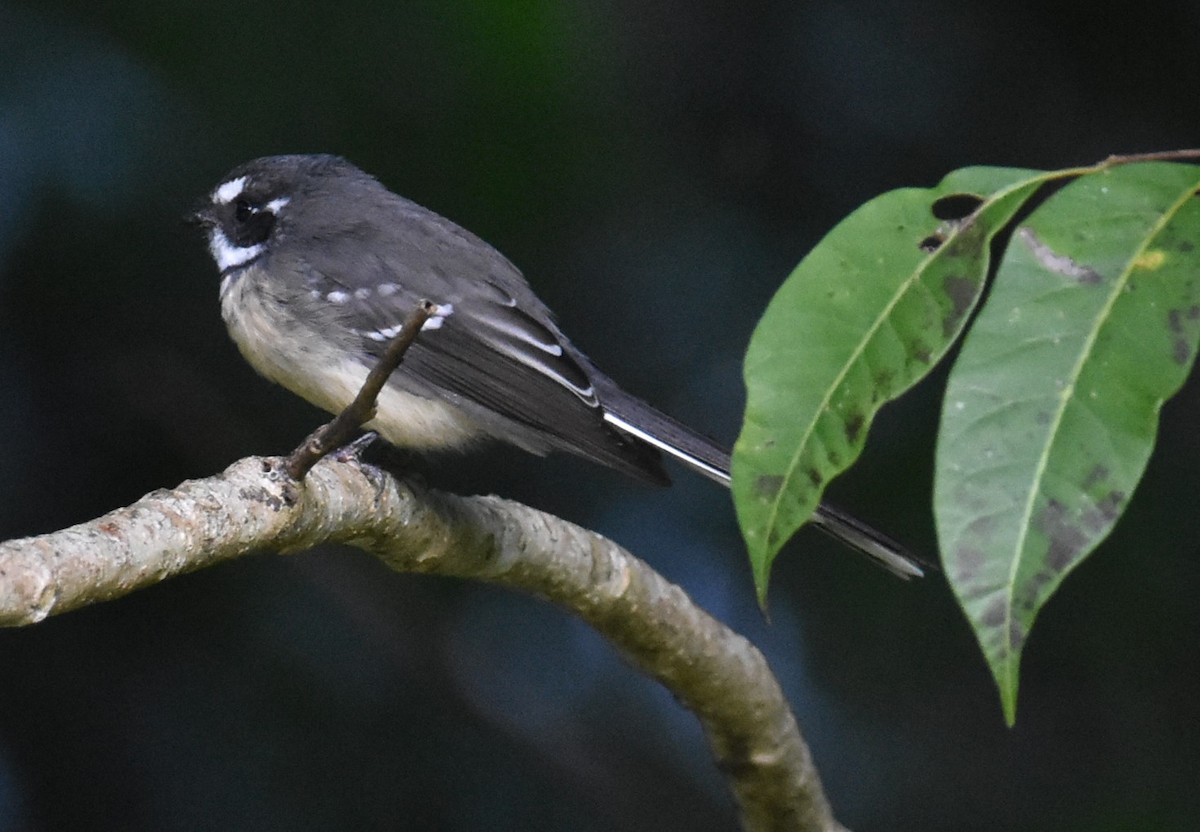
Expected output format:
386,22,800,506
265,196,290,213
214,176,248,204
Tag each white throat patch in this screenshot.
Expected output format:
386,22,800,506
208,228,264,274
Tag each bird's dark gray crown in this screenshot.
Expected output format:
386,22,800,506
195,154,382,273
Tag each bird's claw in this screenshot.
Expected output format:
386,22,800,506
332,431,380,463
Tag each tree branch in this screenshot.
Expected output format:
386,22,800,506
0,456,845,831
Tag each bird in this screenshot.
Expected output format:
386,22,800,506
189,154,921,578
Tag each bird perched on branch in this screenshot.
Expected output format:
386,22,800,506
191,154,921,578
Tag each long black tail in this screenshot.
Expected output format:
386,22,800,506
601,395,924,579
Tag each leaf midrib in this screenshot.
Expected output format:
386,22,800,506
998,178,1198,698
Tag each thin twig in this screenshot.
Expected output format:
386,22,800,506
285,300,434,478
1102,148,1200,166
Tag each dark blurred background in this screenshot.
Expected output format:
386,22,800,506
2,1,1198,829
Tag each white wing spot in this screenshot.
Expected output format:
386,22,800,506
353,305,454,340
214,176,248,204
377,282,400,296
327,291,350,304
422,303,454,331
354,287,373,300
357,322,406,342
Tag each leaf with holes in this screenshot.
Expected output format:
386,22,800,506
734,166,1053,602
935,161,1200,723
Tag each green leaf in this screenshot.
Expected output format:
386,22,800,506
935,162,1200,724
734,166,1051,603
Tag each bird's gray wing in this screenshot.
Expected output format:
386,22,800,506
288,206,668,484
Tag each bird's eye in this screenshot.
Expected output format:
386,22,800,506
234,198,255,223
228,196,276,247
